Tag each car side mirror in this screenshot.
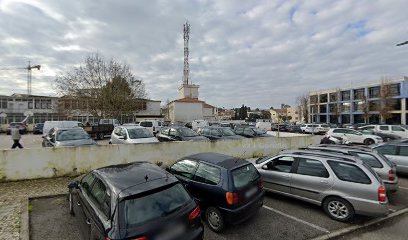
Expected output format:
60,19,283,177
68,182,79,189
262,165,268,170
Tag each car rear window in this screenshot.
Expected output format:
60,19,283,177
232,164,260,189
140,121,153,127
122,183,191,227
349,152,383,168
327,161,371,184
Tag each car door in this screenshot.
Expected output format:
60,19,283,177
290,157,333,203
75,173,96,240
87,177,112,240
394,146,408,174
258,156,295,194
189,162,222,207
378,125,390,134
390,126,408,138
168,159,199,191
344,129,362,143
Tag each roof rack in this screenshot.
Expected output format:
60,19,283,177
308,144,372,151
281,150,357,163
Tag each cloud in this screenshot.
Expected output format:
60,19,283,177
0,0,408,109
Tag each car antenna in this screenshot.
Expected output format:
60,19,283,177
144,175,149,182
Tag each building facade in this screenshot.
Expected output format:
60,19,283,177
308,76,408,125
270,107,302,123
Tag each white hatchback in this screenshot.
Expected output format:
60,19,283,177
109,125,159,144
327,128,383,145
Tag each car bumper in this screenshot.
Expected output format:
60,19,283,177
384,182,398,193
219,190,264,225
180,225,203,240
355,202,389,217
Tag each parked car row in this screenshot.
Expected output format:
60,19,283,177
68,143,402,239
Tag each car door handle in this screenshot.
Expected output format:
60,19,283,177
86,219,91,225
320,180,328,184
283,175,290,178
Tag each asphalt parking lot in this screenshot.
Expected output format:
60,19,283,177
29,176,408,240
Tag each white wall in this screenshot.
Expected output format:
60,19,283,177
137,101,161,116
0,135,321,182
171,102,203,122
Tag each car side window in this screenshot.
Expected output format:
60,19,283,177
203,128,210,135
90,178,111,218
194,163,221,185
81,173,96,196
120,128,127,137
161,128,169,135
349,152,383,168
375,145,397,155
327,161,371,184
399,146,408,156
265,156,294,173
392,126,404,132
114,127,121,136
295,158,329,178
333,129,345,134
170,159,198,179
379,126,389,131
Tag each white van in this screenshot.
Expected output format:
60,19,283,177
139,120,162,135
255,122,272,131
42,121,83,136
192,120,209,131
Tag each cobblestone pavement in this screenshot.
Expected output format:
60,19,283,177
0,177,73,240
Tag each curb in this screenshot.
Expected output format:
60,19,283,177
19,194,68,240
310,208,408,240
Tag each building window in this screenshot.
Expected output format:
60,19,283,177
310,95,318,104
389,84,400,96
353,88,365,100
353,101,365,112
320,94,328,103
319,105,327,113
329,103,338,113
329,92,338,102
368,86,380,98
341,103,350,112
369,100,380,111
341,114,350,124
35,101,40,109
341,91,350,101
390,99,401,111
0,98,8,109
310,105,318,114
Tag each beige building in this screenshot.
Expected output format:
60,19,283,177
270,107,302,123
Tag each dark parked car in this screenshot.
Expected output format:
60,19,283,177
6,122,28,135
197,127,245,140
68,162,203,240
287,125,302,133
167,153,264,232
33,123,44,134
234,126,271,138
156,126,209,142
278,124,289,132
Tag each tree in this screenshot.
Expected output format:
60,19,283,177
360,94,370,124
55,53,147,118
261,110,271,119
296,94,309,123
379,80,393,123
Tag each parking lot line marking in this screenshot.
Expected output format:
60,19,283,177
398,186,408,190
389,209,396,213
263,205,330,233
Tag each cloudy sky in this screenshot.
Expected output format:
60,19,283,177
0,0,408,109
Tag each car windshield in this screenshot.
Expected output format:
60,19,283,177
232,164,260,189
121,183,191,227
253,128,266,134
220,128,235,136
321,124,329,128
360,130,374,135
178,127,198,137
127,128,154,139
256,155,272,164
56,129,90,141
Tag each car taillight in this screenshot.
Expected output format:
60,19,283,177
153,126,156,132
226,192,239,205
188,206,200,222
378,186,387,203
388,169,395,181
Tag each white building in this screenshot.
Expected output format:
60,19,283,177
167,83,217,122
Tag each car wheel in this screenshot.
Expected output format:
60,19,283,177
206,207,225,232
97,133,104,140
323,197,354,222
364,138,375,145
69,191,74,215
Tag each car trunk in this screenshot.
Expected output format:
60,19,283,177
229,163,263,208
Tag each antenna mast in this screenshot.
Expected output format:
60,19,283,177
183,21,190,85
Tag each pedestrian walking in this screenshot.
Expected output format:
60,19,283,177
11,126,23,149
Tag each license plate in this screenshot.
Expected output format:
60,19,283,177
246,186,258,198
156,223,186,240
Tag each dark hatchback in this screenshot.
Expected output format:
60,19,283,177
156,126,209,142
68,162,203,240
167,153,264,232
33,123,44,134
234,126,271,138
197,127,245,140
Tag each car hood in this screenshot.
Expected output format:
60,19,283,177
55,139,96,147
182,135,209,141
126,137,159,144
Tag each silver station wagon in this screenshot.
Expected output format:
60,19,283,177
251,150,389,222
306,145,398,193
373,142,408,174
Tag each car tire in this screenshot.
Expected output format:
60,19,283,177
323,197,354,222
364,138,375,145
68,191,74,215
206,207,225,232
97,133,104,140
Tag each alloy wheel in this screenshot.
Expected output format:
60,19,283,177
328,200,349,219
